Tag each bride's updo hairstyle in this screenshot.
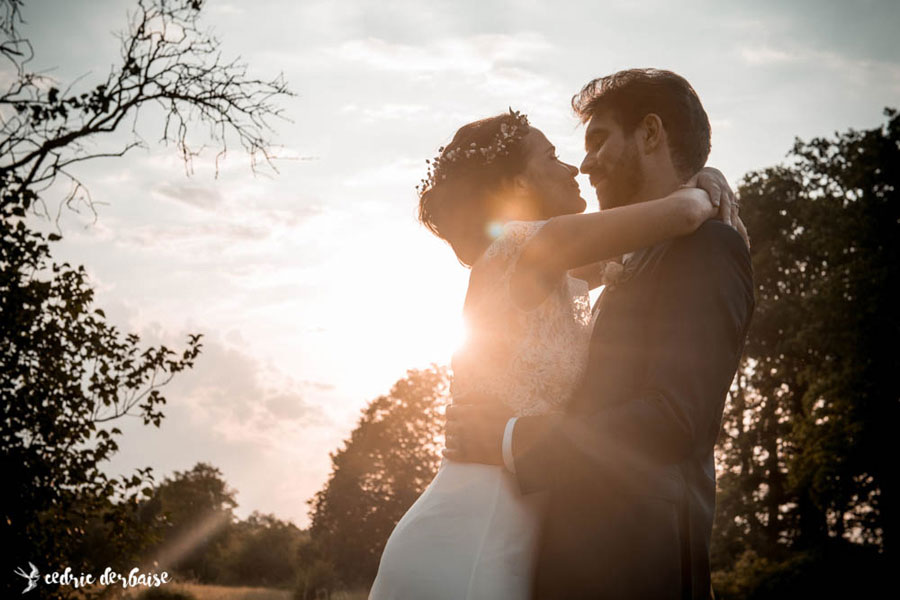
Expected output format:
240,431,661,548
417,110,531,266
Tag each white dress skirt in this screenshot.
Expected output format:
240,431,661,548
368,459,547,599
369,221,594,600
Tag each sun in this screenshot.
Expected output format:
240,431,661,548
296,228,470,400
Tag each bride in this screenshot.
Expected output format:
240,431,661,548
369,110,735,599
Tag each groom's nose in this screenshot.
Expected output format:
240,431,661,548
580,152,596,175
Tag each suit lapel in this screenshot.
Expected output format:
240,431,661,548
575,241,674,413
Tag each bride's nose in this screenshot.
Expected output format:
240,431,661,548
559,161,578,177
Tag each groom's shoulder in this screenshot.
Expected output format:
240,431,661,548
667,220,749,264
633,221,749,282
643,221,751,285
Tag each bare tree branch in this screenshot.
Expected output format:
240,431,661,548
0,0,294,218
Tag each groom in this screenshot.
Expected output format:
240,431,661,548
445,68,754,599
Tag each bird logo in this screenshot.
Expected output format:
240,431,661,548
13,562,39,594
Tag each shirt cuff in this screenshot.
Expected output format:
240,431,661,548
502,417,519,474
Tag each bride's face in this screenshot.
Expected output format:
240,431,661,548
516,128,586,219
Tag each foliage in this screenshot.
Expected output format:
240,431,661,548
293,555,339,600
1,169,202,598
138,464,307,589
217,512,306,588
306,366,450,589
712,108,898,595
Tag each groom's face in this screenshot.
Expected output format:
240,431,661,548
579,108,645,210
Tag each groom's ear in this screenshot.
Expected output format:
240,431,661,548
638,113,666,155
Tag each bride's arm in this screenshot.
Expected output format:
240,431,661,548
511,187,717,309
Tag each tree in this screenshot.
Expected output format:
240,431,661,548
0,1,291,597
1,169,203,598
711,108,898,598
138,465,306,588
219,512,306,588
142,462,238,582
307,365,450,589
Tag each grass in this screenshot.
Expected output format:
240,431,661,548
157,583,290,600
123,582,369,600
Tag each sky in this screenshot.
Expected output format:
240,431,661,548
14,0,900,527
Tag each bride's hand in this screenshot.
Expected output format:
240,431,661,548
691,166,751,250
443,403,511,466
732,208,751,250
694,166,736,227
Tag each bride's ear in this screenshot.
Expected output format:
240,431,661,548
510,173,532,195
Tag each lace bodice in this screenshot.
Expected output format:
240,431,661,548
451,220,593,416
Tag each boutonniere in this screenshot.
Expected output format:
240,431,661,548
599,253,638,291
600,259,624,288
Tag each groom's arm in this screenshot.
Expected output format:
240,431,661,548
511,220,754,494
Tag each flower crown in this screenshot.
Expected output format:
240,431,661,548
416,109,530,194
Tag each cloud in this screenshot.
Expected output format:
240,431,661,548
342,103,430,121
125,222,271,248
101,331,342,527
739,45,802,66
210,3,246,16
332,33,554,76
301,379,336,390
154,183,225,211
342,156,421,188
736,43,900,93
156,335,332,449
710,118,734,131
106,188,321,254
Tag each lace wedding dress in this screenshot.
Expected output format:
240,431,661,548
369,220,593,600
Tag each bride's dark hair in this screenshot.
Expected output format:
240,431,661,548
417,111,531,266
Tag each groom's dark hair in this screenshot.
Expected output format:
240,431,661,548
572,68,711,179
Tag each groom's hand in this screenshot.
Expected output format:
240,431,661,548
442,403,512,466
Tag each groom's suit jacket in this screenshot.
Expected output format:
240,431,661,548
511,220,754,600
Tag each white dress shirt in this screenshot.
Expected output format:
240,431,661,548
502,417,518,473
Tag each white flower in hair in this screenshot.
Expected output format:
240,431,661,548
416,109,530,194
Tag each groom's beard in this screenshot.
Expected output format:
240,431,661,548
597,142,644,210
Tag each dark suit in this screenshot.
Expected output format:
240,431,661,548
512,220,755,599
